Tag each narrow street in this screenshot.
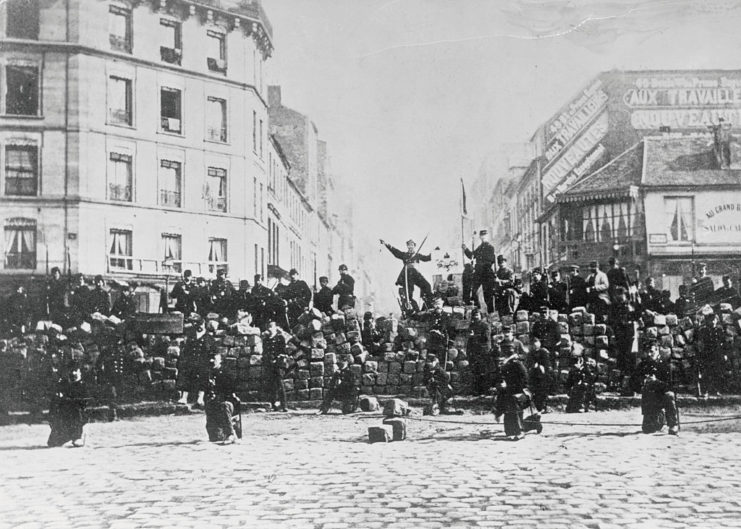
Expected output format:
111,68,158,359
1,409,740,529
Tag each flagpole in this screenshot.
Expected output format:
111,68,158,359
459,178,466,265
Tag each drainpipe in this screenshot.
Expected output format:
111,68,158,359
62,0,70,274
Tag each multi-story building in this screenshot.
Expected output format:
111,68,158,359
0,0,274,286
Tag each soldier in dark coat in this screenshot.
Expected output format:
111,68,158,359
47,362,89,447
568,265,588,311
606,257,631,304
95,338,128,421
548,270,568,314
494,349,529,440
493,325,527,361
4,284,32,336
232,280,254,317
565,353,596,413
332,264,356,310
641,277,663,314
204,353,240,444
285,268,312,324
111,283,138,320
691,262,715,307
88,275,111,316
531,306,561,353
461,262,474,306
494,255,517,316
424,354,454,415
467,309,494,395
194,277,212,316
176,315,212,408
610,287,639,384
262,321,289,412
714,275,740,310
251,274,279,331
170,270,198,315
462,230,496,313
674,285,693,317
528,268,550,310
46,267,67,323
381,239,433,308
423,298,453,359
695,312,727,396
528,338,553,413
361,311,382,356
314,276,334,315
319,359,358,414
630,340,679,435
69,274,91,325
209,269,234,316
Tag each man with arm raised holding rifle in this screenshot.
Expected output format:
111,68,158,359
380,238,433,313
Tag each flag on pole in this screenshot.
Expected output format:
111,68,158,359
460,178,468,217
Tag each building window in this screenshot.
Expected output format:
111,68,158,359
5,65,39,116
665,196,694,242
208,237,227,273
253,176,257,217
205,167,227,212
4,145,38,196
160,19,182,65
162,233,182,273
108,76,132,126
109,229,132,270
6,0,39,40
108,152,132,202
259,119,264,158
252,111,257,152
580,202,634,243
206,97,227,142
206,30,226,73
109,5,132,53
259,183,264,221
159,160,181,208
4,218,36,269
160,87,182,134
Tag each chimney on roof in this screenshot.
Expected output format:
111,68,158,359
268,85,281,108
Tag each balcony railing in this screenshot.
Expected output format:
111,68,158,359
556,238,644,265
207,127,227,142
109,256,133,271
160,46,182,65
109,183,132,202
5,253,36,270
105,258,226,278
205,195,227,212
161,117,181,133
109,34,131,53
207,57,227,73
109,108,131,125
159,189,181,208
5,177,37,196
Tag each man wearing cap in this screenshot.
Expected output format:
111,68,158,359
46,267,67,324
112,283,138,320
567,265,588,311
691,263,715,307
630,340,679,435
262,320,289,412
531,306,560,353
4,284,31,336
204,353,240,444
314,276,334,315
332,264,356,310
424,353,454,415
176,314,211,408
461,262,474,306
492,325,527,362
89,275,111,317
610,286,639,385
606,257,631,304
695,311,727,397
232,280,254,317
251,274,276,330
494,346,530,440
462,230,496,313
209,269,234,316
641,277,662,313
319,359,359,414
424,297,453,359
493,255,516,316
47,361,90,447
171,270,197,315
529,268,550,311
467,308,494,395
586,261,610,321
70,274,91,325
381,239,433,308
548,270,568,314
285,269,312,324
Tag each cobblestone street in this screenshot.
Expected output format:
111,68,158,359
1,408,740,529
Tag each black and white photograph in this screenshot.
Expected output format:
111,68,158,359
1,0,741,527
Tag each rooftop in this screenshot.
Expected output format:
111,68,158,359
188,0,273,41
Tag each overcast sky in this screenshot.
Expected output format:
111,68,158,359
264,0,741,307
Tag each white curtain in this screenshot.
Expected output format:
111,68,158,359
109,230,130,256
159,163,180,192
163,235,181,260
208,239,225,262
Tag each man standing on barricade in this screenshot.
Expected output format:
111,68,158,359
607,257,631,304
314,276,334,315
333,264,356,310
548,270,568,314
46,267,67,324
568,265,588,311
691,262,715,307
210,269,234,316
611,286,639,391
381,238,433,311
112,282,138,320
462,230,496,314
285,268,312,324
171,270,197,315
70,274,91,325
630,339,679,435
586,261,610,322
494,255,516,316
89,275,111,317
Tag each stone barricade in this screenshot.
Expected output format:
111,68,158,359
1,305,741,411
